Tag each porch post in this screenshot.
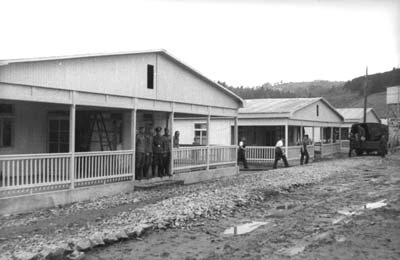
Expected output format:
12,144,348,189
131,108,137,181
234,116,239,167
206,107,211,170
170,105,174,175
312,126,315,143
300,125,303,143
330,126,334,144
69,103,76,189
284,121,289,155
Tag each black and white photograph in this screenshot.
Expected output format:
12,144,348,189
0,0,399,259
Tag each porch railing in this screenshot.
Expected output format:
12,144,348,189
286,145,315,160
74,150,134,186
173,145,237,171
321,142,341,157
0,153,71,191
246,146,275,162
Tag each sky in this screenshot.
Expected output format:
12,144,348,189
1,0,399,87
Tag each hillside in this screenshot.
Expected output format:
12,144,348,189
222,68,399,119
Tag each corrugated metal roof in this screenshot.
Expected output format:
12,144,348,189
240,98,321,114
336,108,373,120
0,49,244,107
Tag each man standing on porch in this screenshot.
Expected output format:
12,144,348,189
238,137,248,169
273,138,289,169
144,127,154,179
162,128,172,176
300,135,310,165
135,127,146,180
153,127,164,177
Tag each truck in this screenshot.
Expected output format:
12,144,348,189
350,123,388,156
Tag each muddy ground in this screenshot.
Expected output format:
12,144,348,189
85,155,400,260
1,154,399,259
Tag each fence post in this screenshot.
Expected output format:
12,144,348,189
206,108,211,170
69,100,76,189
131,107,137,181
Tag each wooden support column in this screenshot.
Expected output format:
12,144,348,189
170,104,175,175
69,101,76,189
234,116,239,166
284,121,289,155
206,107,211,170
331,127,334,144
131,108,137,181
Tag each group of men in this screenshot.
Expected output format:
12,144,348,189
135,126,172,180
237,135,311,169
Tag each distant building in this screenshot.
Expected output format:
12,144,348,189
174,97,345,164
336,108,381,138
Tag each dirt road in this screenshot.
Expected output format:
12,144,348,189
86,155,400,260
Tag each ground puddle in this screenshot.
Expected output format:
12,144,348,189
223,221,268,235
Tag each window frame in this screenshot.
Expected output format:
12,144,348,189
0,104,15,148
194,123,207,145
147,64,154,89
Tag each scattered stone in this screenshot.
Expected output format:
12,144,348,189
13,251,39,260
335,235,346,243
277,244,306,256
89,233,105,247
115,230,128,240
75,239,91,251
103,232,118,244
40,244,68,260
66,250,85,260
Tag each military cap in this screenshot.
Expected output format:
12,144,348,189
155,127,162,132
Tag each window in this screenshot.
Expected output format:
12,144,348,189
194,123,207,145
48,116,69,153
0,104,14,148
316,105,319,117
147,64,154,89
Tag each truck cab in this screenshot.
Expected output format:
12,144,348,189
350,123,388,156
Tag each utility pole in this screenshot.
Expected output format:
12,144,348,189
363,66,368,123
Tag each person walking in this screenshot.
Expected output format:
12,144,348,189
153,127,164,178
162,128,172,176
348,132,356,157
237,137,248,169
273,138,289,169
144,127,154,179
135,127,146,180
379,134,387,158
300,135,310,165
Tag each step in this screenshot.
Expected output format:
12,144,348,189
134,179,184,190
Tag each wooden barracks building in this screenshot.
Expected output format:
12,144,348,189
0,50,244,214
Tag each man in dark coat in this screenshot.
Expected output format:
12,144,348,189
273,138,289,169
135,127,146,180
379,134,387,158
144,127,154,179
153,127,164,178
162,128,172,176
348,132,356,157
300,135,310,165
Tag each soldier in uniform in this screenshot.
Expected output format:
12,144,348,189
144,127,154,179
300,135,310,165
153,127,164,178
162,128,172,176
135,127,146,180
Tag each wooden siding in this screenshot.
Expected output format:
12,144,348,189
0,52,240,112
291,100,342,123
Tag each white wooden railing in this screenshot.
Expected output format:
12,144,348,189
173,145,237,171
74,150,134,185
286,145,315,160
340,140,350,153
245,146,275,162
321,142,341,157
0,153,71,190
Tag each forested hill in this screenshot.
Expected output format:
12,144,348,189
343,68,400,95
219,67,400,117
